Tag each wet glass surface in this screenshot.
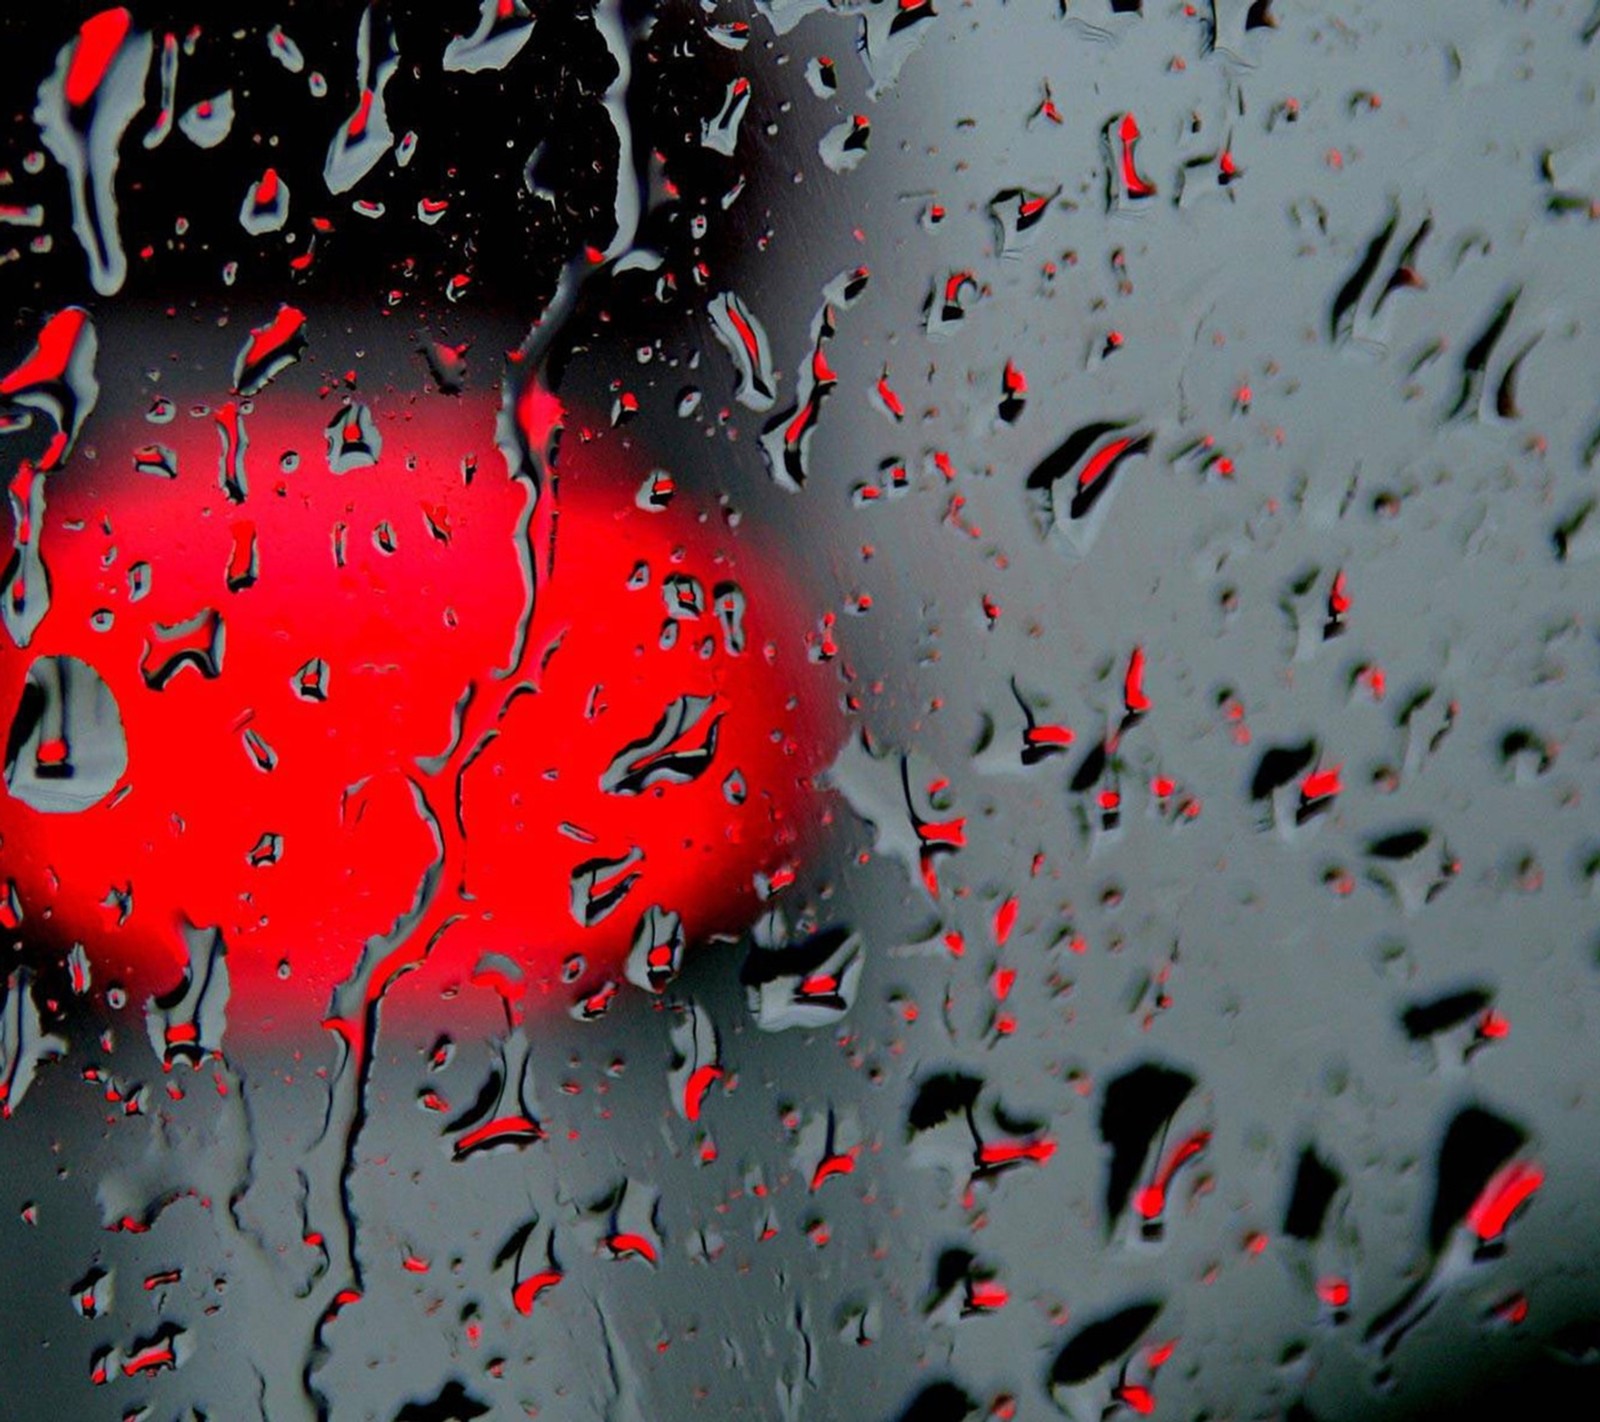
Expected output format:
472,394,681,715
3,2,1600,1418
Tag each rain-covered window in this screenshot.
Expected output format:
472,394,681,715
3,2,1598,1418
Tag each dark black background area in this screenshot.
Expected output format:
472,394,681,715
0,1,740,331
